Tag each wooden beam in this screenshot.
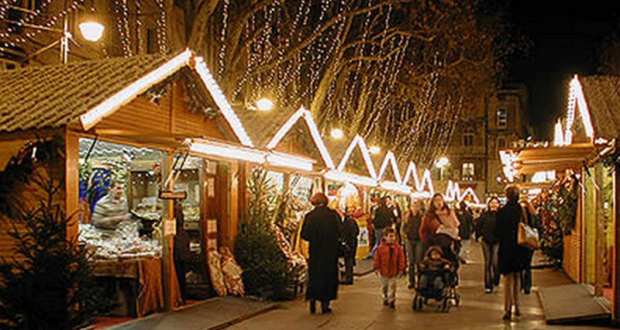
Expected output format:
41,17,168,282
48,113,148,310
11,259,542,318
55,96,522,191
594,165,603,297
613,162,620,322
64,129,80,242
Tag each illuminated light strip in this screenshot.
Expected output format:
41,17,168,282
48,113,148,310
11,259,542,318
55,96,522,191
265,107,336,169
190,139,265,164
80,50,192,130
337,135,378,179
499,150,518,182
379,181,412,195
403,162,434,194
378,151,403,183
445,181,460,201
266,152,314,172
565,75,595,144
193,56,254,147
553,120,565,146
411,191,432,199
460,187,481,204
324,170,377,187
419,169,435,195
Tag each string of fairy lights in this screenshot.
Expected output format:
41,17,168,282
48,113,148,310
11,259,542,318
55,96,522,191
0,0,496,167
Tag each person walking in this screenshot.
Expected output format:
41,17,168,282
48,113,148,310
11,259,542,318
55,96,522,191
301,193,342,314
495,186,529,321
403,200,424,289
420,193,460,250
475,197,501,293
520,199,538,294
173,200,191,305
373,228,406,309
340,208,360,285
456,201,474,262
368,197,394,258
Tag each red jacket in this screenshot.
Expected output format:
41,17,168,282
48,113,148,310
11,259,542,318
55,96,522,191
373,241,406,277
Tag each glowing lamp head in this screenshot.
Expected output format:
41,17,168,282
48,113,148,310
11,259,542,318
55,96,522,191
369,146,381,154
79,21,104,42
435,157,449,168
256,98,274,111
330,129,344,139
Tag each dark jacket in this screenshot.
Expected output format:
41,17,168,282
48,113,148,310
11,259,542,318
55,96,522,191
173,203,191,262
403,211,423,241
495,201,528,275
475,210,498,244
373,205,394,230
340,215,360,259
301,206,341,301
456,207,474,240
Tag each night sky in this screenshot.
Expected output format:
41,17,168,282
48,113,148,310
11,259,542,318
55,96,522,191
506,0,620,139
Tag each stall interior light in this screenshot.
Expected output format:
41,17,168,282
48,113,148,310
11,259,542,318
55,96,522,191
337,135,378,179
324,170,377,187
80,50,192,130
411,191,431,199
189,140,264,164
193,56,254,147
266,152,313,172
266,107,335,169
531,170,555,183
378,151,402,183
380,181,412,195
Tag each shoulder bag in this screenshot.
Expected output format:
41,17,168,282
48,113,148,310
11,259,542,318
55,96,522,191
517,206,540,249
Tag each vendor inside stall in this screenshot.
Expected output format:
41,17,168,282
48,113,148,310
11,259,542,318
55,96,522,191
92,181,132,237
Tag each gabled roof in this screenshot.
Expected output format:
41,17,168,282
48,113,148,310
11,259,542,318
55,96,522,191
337,135,378,179
573,75,620,140
236,106,297,147
0,50,254,147
403,162,434,194
0,53,172,133
377,151,403,183
265,107,335,169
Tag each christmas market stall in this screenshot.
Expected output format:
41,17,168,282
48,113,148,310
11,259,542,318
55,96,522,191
0,50,256,318
324,134,379,259
500,75,620,322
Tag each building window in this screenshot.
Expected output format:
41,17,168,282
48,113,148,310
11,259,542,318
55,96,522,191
497,108,507,129
463,126,474,147
498,137,506,150
462,162,475,181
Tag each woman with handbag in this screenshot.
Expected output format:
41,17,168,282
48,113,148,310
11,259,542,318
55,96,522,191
495,185,529,321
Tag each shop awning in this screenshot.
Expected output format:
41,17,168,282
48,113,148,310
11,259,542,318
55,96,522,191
501,143,596,176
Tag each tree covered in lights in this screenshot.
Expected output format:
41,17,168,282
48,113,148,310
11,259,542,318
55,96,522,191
177,0,519,165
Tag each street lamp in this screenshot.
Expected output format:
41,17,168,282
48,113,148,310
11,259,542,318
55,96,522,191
7,6,104,63
330,129,344,139
435,157,450,168
255,98,274,111
369,146,381,154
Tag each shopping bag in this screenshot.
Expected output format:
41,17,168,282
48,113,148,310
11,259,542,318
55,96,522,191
517,207,540,249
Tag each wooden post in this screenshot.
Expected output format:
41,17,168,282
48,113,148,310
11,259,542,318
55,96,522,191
580,172,588,283
613,163,620,322
594,165,603,296
161,154,174,311
64,129,80,242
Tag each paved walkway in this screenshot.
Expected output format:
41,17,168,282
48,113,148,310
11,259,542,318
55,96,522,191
224,241,610,330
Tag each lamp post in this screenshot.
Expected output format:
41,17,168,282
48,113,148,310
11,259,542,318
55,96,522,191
6,4,104,63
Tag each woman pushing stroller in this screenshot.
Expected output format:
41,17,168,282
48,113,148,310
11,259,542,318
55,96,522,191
419,193,461,261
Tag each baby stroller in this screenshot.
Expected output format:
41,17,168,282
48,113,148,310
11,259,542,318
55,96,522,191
412,238,461,312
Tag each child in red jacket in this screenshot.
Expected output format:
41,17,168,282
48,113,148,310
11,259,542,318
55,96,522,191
373,227,406,309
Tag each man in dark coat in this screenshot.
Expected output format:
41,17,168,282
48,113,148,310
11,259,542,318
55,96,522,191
495,186,528,320
301,193,341,314
340,209,360,285
368,197,395,258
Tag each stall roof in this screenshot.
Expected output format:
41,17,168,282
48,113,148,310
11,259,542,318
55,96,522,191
504,143,596,175
0,54,172,133
0,50,254,147
578,76,620,140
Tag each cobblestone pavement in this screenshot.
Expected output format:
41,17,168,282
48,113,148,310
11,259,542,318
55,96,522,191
225,241,610,330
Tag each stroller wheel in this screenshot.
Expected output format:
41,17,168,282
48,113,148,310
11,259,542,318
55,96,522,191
442,298,451,312
454,293,461,307
413,295,422,311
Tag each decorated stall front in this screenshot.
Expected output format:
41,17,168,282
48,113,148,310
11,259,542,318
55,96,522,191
500,75,620,322
0,50,254,318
